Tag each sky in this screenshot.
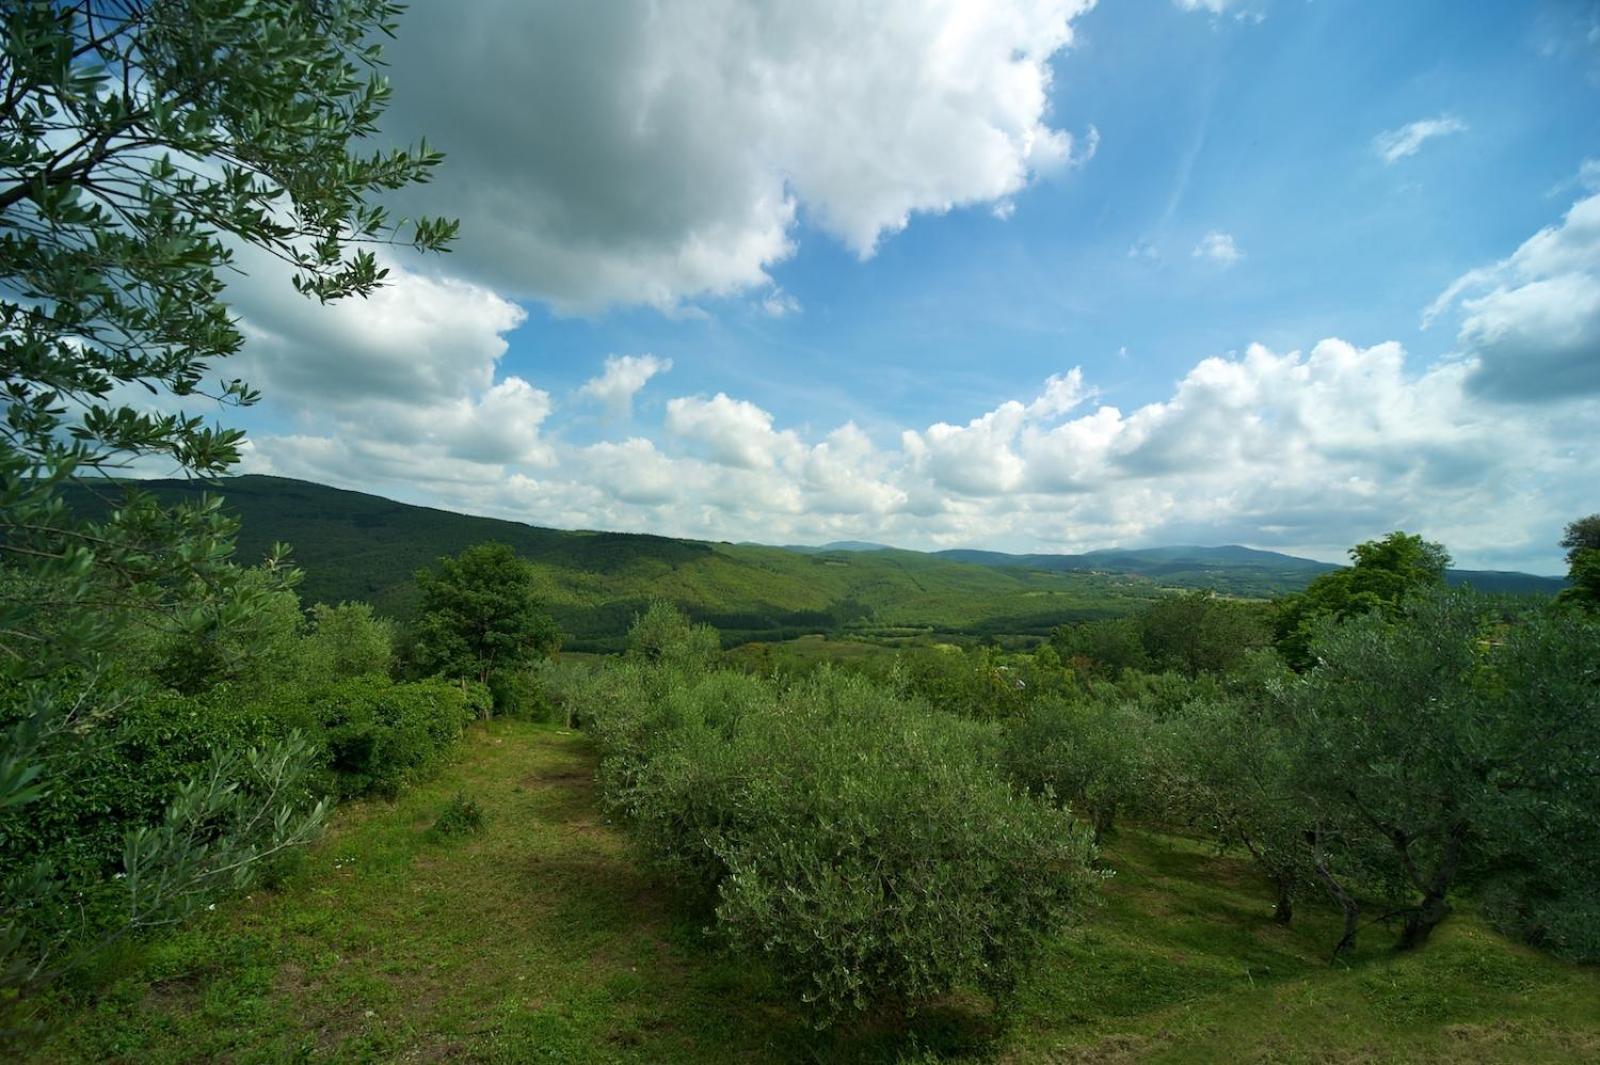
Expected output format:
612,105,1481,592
216,0,1600,573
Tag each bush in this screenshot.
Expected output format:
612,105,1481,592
0,676,326,995
430,792,485,838
624,601,721,671
1000,693,1152,844
486,667,550,721
303,602,395,683
582,665,1098,1026
308,676,479,799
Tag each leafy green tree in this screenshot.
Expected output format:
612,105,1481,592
1050,617,1149,679
1281,588,1600,951
1559,514,1600,564
624,600,721,671
411,544,561,691
1,0,452,1001
1140,590,1270,677
1274,532,1450,667
1557,514,1600,613
1002,692,1151,844
304,602,395,683
1558,549,1600,613
1163,680,1311,926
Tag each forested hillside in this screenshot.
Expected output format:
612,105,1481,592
73,476,1564,649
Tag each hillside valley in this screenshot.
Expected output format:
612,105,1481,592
74,476,1567,649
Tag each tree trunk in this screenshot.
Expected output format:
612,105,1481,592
1272,877,1294,926
1092,802,1117,846
1396,821,1467,951
1309,837,1359,959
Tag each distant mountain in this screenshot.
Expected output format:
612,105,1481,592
67,477,1161,649
69,477,1565,648
780,540,897,554
860,543,1562,598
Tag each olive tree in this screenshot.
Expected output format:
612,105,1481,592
1282,588,1600,951
1,0,453,1000
410,544,561,692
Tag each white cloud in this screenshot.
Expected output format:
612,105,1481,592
1425,187,1600,401
220,195,1596,573
1373,115,1468,164
760,289,802,318
244,335,1596,572
664,393,803,470
378,0,1097,313
578,354,673,416
1193,230,1242,264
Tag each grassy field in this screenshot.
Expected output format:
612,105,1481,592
25,722,1600,1064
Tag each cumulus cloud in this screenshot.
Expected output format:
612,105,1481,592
244,333,1595,572
578,354,673,416
377,0,1097,313
664,393,803,470
1373,115,1468,164
1193,230,1242,264
760,289,802,318
1425,187,1600,401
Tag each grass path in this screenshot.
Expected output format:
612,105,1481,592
26,722,1600,1063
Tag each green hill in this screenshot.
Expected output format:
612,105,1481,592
75,477,1159,649
76,476,1563,649
931,543,1565,597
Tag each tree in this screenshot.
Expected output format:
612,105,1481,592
1281,588,1600,952
624,600,721,671
1050,617,1148,679
1274,532,1450,667
1,0,452,1000
304,601,395,683
1558,515,1600,613
1164,686,1310,926
1140,590,1270,677
1559,514,1600,565
411,544,561,692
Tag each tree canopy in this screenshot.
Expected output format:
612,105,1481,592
1273,531,1450,667
411,544,561,688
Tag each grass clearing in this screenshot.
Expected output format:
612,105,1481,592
24,721,1600,1063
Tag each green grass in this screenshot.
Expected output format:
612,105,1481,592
24,722,1600,1063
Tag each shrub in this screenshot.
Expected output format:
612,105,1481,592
583,665,1098,1026
0,677,326,995
487,667,551,721
308,676,478,799
624,601,721,671
1000,693,1152,844
303,602,395,682
430,792,485,838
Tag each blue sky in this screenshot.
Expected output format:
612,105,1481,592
225,0,1600,572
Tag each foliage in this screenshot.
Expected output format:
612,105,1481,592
410,544,561,690
0,0,453,1008
1000,692,1153,844
1161,678,1311,925
624,600,720,671
1273,531,1450,667
430,792,484,838
1,685,326,1002
14,721,1600,1063
303,602,395,683
1139,591,1271,676
1559,514,1600,564
1050,616,1149,678
1557,548,1599,613
577,663,1098,1026
1279,588,1600,952
306,676,480,800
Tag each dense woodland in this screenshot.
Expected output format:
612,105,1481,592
3,2,1599,1060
